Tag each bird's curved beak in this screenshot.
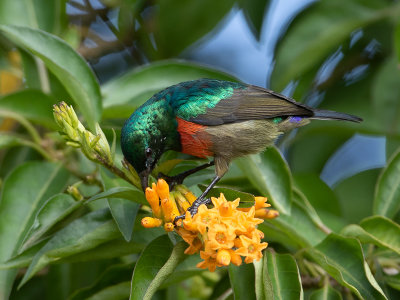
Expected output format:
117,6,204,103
139,169,150,192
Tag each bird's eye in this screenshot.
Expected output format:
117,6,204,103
145,148,152,157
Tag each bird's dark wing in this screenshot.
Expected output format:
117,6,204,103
189,85,314,126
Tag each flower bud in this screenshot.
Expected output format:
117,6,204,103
141,217,162,228
216,249,231,266
164,222,175,232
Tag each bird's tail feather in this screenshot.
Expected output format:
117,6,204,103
311,109,362,123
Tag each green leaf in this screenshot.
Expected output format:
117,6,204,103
309,283,342,300
0,132,24,149
271,0,399,90
159,255,204,288
341,216,400,255
0,25,101,130
19,209,120,287
20,194,83,252
85,282,131,300
152,159,184,177
395,22,400,63
0,0,67,34
87,186,147,205
102,59,239,119
228,263,256,300
264,250,303,300
69,264,133,300
385,273,400,291
236,147,292,215
153,1,235,58
0,241,47,270
131,235,185,300
374,147,400,218
0,161,69,299
0,90,57,128
240,0,270,40
198,184,255,207
108,198,139,242
263,199,327,248
372,55,400,132
306,234,387,300
101,170,140,242
254,251,274,300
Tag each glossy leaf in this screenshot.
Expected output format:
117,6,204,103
19,209,120,287
153,0,235,58
102,170,140,242
309,283,342,300
0,133,24,149
268,200,327,248
102,60,239,118
0,0,66,34
374,147,400,218
240,0,270,40
0,162,69,299
254,251,274,300
271,0,399,90
264,250,303,300
130,235,178,300
85,282,131,300
0,90,56,128
228,263,256,300
306,234,387,300
341,216,400,255
87,186,147,205
198,184,255,207
372,55,400,132
396,23,400,62
236,147,292,215
0,25,101,130
69,264,133,300
20,194,83,252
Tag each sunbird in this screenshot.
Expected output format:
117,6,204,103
121,79,361,220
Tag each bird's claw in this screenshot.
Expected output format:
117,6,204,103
173,197,211,225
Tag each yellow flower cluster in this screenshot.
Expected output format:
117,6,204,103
141,179,198,232
141,179,279,272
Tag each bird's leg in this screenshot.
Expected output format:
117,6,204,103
158,160,214,188
174,175,221,223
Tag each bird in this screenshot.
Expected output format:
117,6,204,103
121,78,362,221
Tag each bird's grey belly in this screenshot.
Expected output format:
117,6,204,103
205,120,281,160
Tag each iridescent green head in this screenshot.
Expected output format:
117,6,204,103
121,97,180,190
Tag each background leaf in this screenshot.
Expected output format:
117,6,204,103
306,234,387,300
228,263,257,300
341,216,400,255
374,148,400,218
271,0,399,90
153,0,235,58
0,90,57,128
0,161,69,299
19,209,120,287
264,250,303,300
0,25,101,130
130,235,174,300
235,147,292,215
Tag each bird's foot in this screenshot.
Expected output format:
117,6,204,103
173,197,211,224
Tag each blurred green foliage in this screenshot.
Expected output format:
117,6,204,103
0,0,400,299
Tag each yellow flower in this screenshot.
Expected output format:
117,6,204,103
197,250,218,272
141,179,277,272
235,235,268,264
206,223,236,250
